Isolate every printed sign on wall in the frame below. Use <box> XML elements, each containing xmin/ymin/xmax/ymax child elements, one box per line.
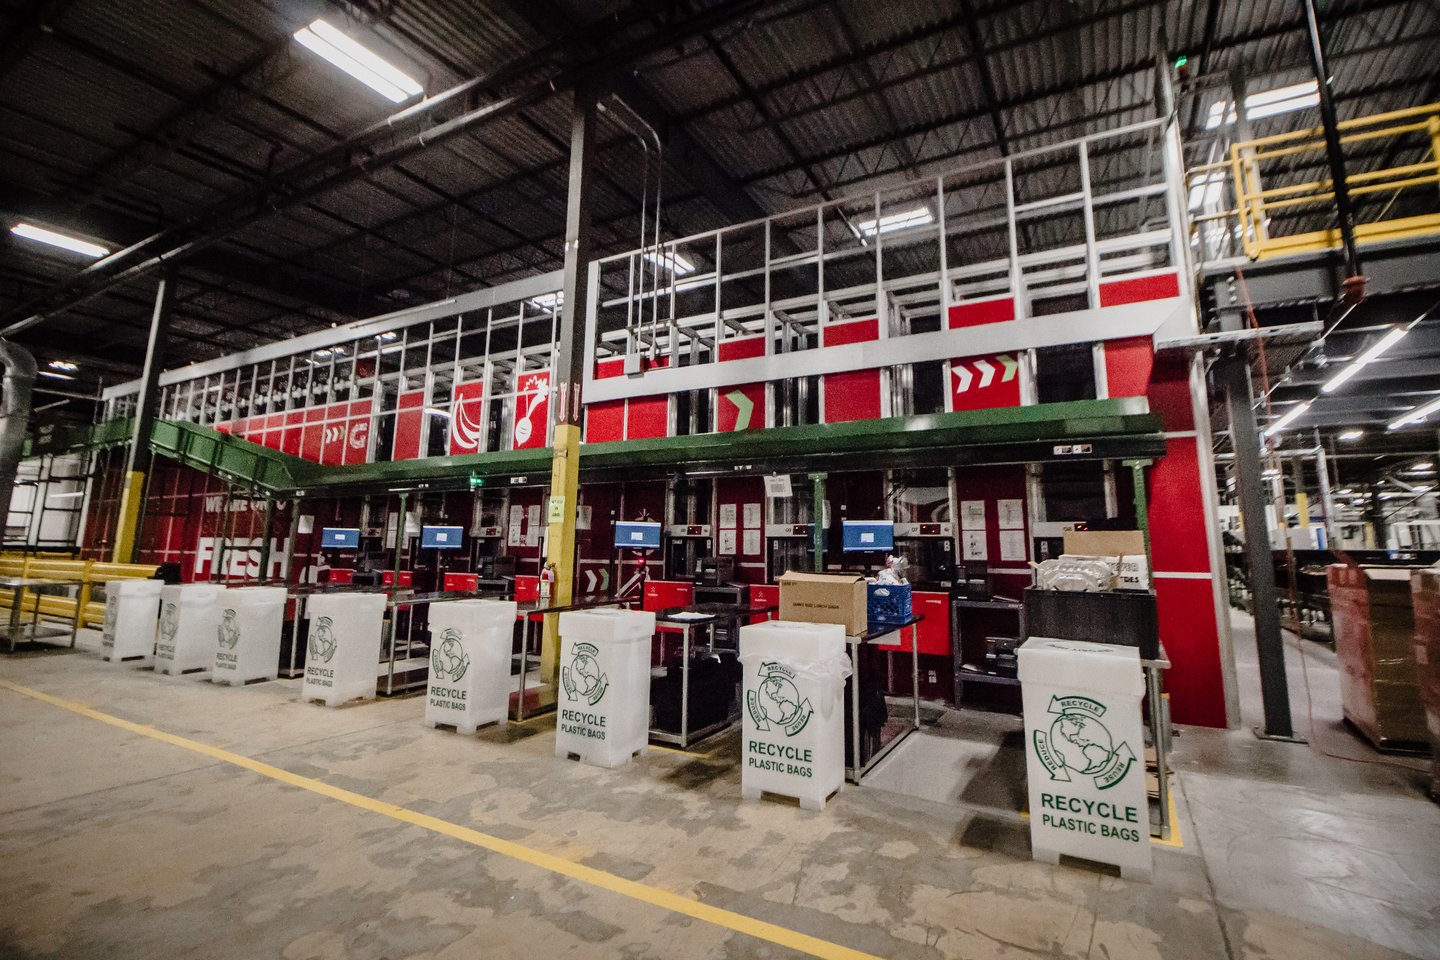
<box><xmin>450</xmin><ymin>379</ymin><xmax>486</xmax><ymax>455</ymax></box>
<box><xmin>950</xmin><ymin>352</ymin><xmax>1021</xmax><ymax>412</ymax></box>
<box><xmin>393</xmin><ymin>389</ymin><xmax>427</xmax><ymax>460</ymax></box>
<box><xmin>512</xmin><ymin>370</ymin><xmax>551</xmax><ymax>450</ymax></box>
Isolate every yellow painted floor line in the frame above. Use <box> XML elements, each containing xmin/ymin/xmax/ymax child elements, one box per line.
<box><xmin>0</xmin><ymin>677</ymin><xmax>880</xmax><ymax>960</ymax></box>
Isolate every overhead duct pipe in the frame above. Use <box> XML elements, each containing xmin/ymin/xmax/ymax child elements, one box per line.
<box><xmin>0</xmin><ymin>340</ymin><xmax>38</xmax><ymax>544</ymax></box>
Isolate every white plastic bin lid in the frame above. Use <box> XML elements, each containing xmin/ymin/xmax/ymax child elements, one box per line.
<box><xmin>740</xmin><ymin>619</ymin><xmax>846</xmax><ymax>662</ymax></box>
<box><xmin>1016</xmin><ymin>637</ymin><xmax>1143</xmax><ymax>697</ymax></box>
<box><xmin>432</xmin><ymin>598</ymin><xmax>518</xmax><ymax>628</ymax></box>
<box><xmin>161</xmin><ymin>583</ymin><xmax>220</xmax><ymax>603</ymax></box>
<box><xmin>109</xmin><ymin>578</ymin><xmax>163</xmax><ymax>597</ymax></box>
<box><xmin>308</xmin><ymin>591</ymin><xmax>386</xmax><ymax>617</ymax></box>
<box><xmin>558</xmin><ymin>607</ymin><xmax>656</xmax><ymax>643</ymax></box>
<box><xmin>219</xmin><ymin>585</ymin><xmax>289</xmax><ymax>606</ymax></box>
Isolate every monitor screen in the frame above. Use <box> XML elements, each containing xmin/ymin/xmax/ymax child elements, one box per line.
<box><xmin>421</xmin><ymin>525</ymin><xmax>464</xmax><ymax>549</ymax></box>
<box><xmin>842</xmin><ymin>520</ymin><xmax>894</xmax><ymax>552</ymax></box>
<box><xmin>614</xmin><ymin>521</ymin><xmax>662</xmax><ymax>550</ymax></box>
<box><xmin>320</xmin><ymin>527</ymin><xmax>361</xmax><ymax>550</ymax></box>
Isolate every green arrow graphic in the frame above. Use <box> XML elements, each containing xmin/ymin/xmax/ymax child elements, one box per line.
<box><xmin>999</xmin><ymin>354</ymin><xmax>1019</xmax><ymax>382</ymax></box>
<box><xmin>725</xmin><ymin>389</ymin><xmax>754</xmax><ymax>431</ymax></box>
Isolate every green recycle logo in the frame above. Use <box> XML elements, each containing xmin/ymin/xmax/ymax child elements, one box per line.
<box><xmin>431</xmin><ymin>628</ymin><xmax>470</xmax><ymax>683</ymax></box>
<box><xmin>561</xmin><ymin>642</ymin><xmax>608</xmax><ymax>706</ymax></box>
<box><xmin>217</xmin><ymin>609</ymin><xmax>240</xmax><ymax>650</ymax></box>
<box><xmin>159</xmin><ymin>602</ymin><xmax>178</xmax><ymax>644</ymax></box>
<box><xmin>309</xmin><ymin>616</ymin><xmax>337</xmax><ymax>663</ymax></box>
<box><xmin>1032</xmin><ymin>695</ymin><xmax>1136</xmax><ymax>791</ymax></box>
<box><xmin>746</xmin><ymin>662</ymin><xmax>813</xmax><ymax>737</ymax></box>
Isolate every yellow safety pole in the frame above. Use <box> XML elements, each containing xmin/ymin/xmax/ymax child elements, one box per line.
<box><xmin>113</xmin><ymin>269</ymin><xmax>174</xmax><ymax>563</ymax></box>
<box><xmin>111</xmin><ymin>471</ymin><xmax>146</xmax><ymax>563</ymax></box>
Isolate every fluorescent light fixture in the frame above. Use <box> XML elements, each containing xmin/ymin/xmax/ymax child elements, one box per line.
<box><xmin>1262</xmin><ymin>469</ymin><xmax>1280</xmax><ymax>479</ymax></box>
<box><xmin>1388</xmin><ymin>394</ymin><xmax>1440</xmax><ymax>431</ymax></box>
<box><xmin>1321</xmin><ymin>326</ymin><xmax>1408</xmax><ymax>393</ymax></box>
<box><xmin>1188</xmin><ymin>172</ymin><xmax>1226</xmax><ymax>211</ymax></box>
<box><xmin>424</xmin><ymin>407</ymin><xmax>451</xmax><ymax>418</ymax></box>
<box><xmin>644</xmin><ymin>249</ymin><xmax>696</xmax><ymax>276</ymax></box>
<box><xmin>48</xmin><ymin>359</ymin><xmax>78</xmax><ymax>372</ymax></box>
<box><xmin>529</xmin><ymin>291</ymin><xmax>563</xmax><ymax>310</ymax></box>
<box><xmin>294</xmin><ymin>19</ymin><xmax>422</xmax><ymax>103</ymax></box>
<box><xmin>375</xmin><ymin>331</ymin><xmax>397</xmax><ymax>342</ymax></box>
<box><xmin>38</xmin><ymin>370</ymin><xmax>75</xmax><ymax>381</ymax></box>
<box><xmin>10</xmin><ymin>222</ymin><xmax>108</xmax><ymax>258</ymax></box>
<box><xmin>1263</xmin><ymin>400</ymin><xmax>1311</xmax><ymax>437</ymax></box>
<box><xmin>1411</xmin><ymin>462</ymin><xmax>1435</xmax><ymax>473</ymax></box>
<box><xmin>1206</xmin><ymin>80</ymin><xmax>1319</xmax><ymax>130</ymax></box>
<box><xmin>1337</xmin><ymin>428</ymin><xmax>1364</xmax><ymax>441</ymax></box>
<box><xmin>46</xmin><ymin>492</ymin><xmax>85</xmax><ymax>500</ymax></box>
<box><xmin>856</xmin><ymin>207</ymin><xmax>934</xmax><ymax>238</ymax></box>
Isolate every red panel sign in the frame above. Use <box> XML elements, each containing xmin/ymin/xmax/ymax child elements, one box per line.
<box><xmin>949</xmin><ymin>352</ymin><xmax>1021</xmax><ymax>412</ymax></box>
<box><xmin>822</xmin><ymin>319</ymin><xmax>882</xmax><ymax>423</ymax></box>
<box><xmin>716</xmin><ymin>336</ymin><xmax>766</xmax><ymax>432</ymax></box>
<box><xmin>947</xmin><ymin>296</ymin><xmax>1015</xmax><ymax>328</ymax></box>
<box><xmin>511</xmin><ymin>370</ymin><xmax>550</xmax><ymax>450</ymax></box>
<box><xmin>1098</xmin><ymin>271</ymin><xmax>1180</xmax><ymax>307</ymax></box>
<box><xmin>393</xmin><ymin>389</ymin><xmax>427</xmax><ymax>460</ymax></box>
<box><xmin>1103</xmin><ymin>337</ymin><xmax>1155</xmax><ymax>399</ymax></box>
<box><xmin>586</xmin><ymin>359</ymin><xmax>625</xmax><ymax>443</ymax></box>
<box><xmin>449</xmin><ymin>379</ymin><xmax>486</xmax><ymax>455</ymax></box>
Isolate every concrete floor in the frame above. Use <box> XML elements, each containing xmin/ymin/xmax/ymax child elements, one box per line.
<box><xmin>0</xmin><ymin>612</ymin><xmax>1435</xmax><ymax>960</ymax></box>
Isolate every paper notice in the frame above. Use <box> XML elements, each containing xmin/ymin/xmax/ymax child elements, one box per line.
<box><xmin>743</xmin><ymin>502</ymin><xmax>762</xmax><ymax>529</ymax></box>
<box><xmin>963</xmin><ymin>529</ymin><xmax>988</xmax><ymax>560</ymax></box>
<box><xmin>742</xmin><ymin>529</ymin><xmax>761</xmax><ymax>556</ymax></box>
<box><xmin>1000</xmin><ymin>529</ymin><xmax>1027</xmax><ymax>562</ymax></box>
<box><xmin>998</xmin><ymin>498</ymin><xmax>1025</xmax><ymax>530</ymax></box>
<box><xmin>961</xmin><ymin>500</ymin><xmax>987</xmax><ymax>530</ymax></box>
<box><xmin>719</xmin><ymin>529</ymin><xmax>737</xmax><ymax>555</ymax></box>
<box><xmin>720</xmin><ymin>503</ymin><xmax>737</xmax><ymax>529</ymax></box>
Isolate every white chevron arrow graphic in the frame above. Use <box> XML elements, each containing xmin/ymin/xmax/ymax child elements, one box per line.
<box><xmin>725</xmin><ymin>389</ymin><xmax>755</xmax><ymax>430</ymax></box>
<box><xmin>952</xmin><ymin>364</ymin><xmax>973</xmax><ymax>393</ymax></box>
<box><xmin>999</xmin><ymin>354</ymin><xmax>1019</xmax><ymax>382</ymax></box>
<box><xmin>974</xmin><ymin>358</ymin><xmax>995</xmax><ymax>388</ymax></box>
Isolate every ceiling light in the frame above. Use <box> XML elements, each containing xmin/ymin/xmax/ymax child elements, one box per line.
<box><xmin>1321</xmin><ymin>326</ymin><xmax>1408</xmax><ymax>393</ymax></box>
<box><xmin>1411</xmin><ymin>462</ymin><xmax>1435</xmax><ymax>473</ymax></box>
<box><xmin>1264</xmin><ymin>400</ymin><xmax>1311</xmax><ymax>437</ymax></box>
<box><xmin>529</xmin><ymin>291</ymin><xmax>563</xmax><ymax>310</ymax></box>
<box><xmin>294</xmin><ymin>19</ymin><xmax>422</xmax><ymax>103</ymax></box>
<box><xmin>375</xmin><ymin>331</ymin><xmax>397</xmax><ymax>342</ymax></box>
<box><xmin>1206</xmin><ymin>80</ymin><xmax>1319</xmax><ymax>130</ymax></box>
<box><xmin>1262</xmin><ymin>469</ymin><xmax>1280</xmax><ymax>479</ymax></box>
<box><xmin>644</xmin><ymin>249</ymin><xmax>696</xmax><ymax>276</ymax></box>
<box><xmin>10</xmin><ymin>222</ymin><xmax>109</xmax><ymax>258</ymax></box>
<box><xmin>856</xmin><ymin>207</ymin><xmax>934</xmax><ymax>238</ymax></box>
<box><xmin>424</xmin><ymin>407</ymin><xmax>451</xmax><ymax>418</ymax></box>
<box><xmin>1388</xmin><ymin>394</ymin><xmax>1440</xmax><ymax>431</ymax></box>
<box><xmin>1337</xmin><ymin>428</ymin><xmax>1364</xmax><ymax>441</ymax></box>
<box><xmin>47</xmin><ymin>359</ymin><xmax>78</xmax><ymax>372</ymax></box>
<box><xmin>38</xmin><ymin>370</ymin><xmax>75</xmax><ymax>381</ymax></box>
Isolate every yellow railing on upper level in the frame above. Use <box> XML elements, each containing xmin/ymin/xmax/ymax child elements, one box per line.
<box><xmin>1190</xmin><ymin>101</ymin><xmax>1440</xmax><ymax>262</ymax></box>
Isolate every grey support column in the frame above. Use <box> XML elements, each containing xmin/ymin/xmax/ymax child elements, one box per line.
<box><xmin>1219</xmin><ymin>356</ymin><xmax>1295</xmax><ymax>739</ymax></box>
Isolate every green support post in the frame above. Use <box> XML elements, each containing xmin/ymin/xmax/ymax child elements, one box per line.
<box><xmin>1124</xmin><ymin>458</ymin><xmax>1154</xmax><ymax>574</ymax></box>
<box><xmin>809</xmin><ymin>472</ymin><xmax>826</xmax><ymax>572</ymax></box>
<box><xmin>256</xmin><ymin>496</ymin><xmax>275</xmax><ymax>584</ymax></box>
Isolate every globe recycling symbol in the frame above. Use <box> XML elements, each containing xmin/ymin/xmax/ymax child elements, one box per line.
<box><xmin>431</xmin><ymin>628</ymin><xmax>470</xmax><ymax>682</ymax></box>
<box><xmin>561</xmin><ymin>642</ymin><xmax>608</xmax><ymax>706</ymax></box>
<box><xmin>159</xmin><ymin>602</ymin><xmax>179</xmax><ymax>644</ymax></box>
<box><xmin>309</xmin><ymin>616</ymin><xmax>337</xmax><ymax>663</ymax></box>
<box><xmin>217</xmin><ymin>609</ymin><xmax>240</xmax><ymax>649</ymax></box>
<box><xmin>745</xmin><ymin>662</ymin><xmax>813</xmax><ymax>737</ymax></box>
<box><xmin>1032</xmin><ymin>695</ymin><xmax>1136</xmax><ymax>790</ymax></box>
<box><xmin>102</xmin><ymin>596</ymin><xmax>118</xmax><ymax>641</ymax></box>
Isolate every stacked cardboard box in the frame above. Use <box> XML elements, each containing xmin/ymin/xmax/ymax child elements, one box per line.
<box><xmin>1328</xmin><ymin>564</ymin><xmax>1428</xmax><ymax>751</ymax></box>
<box><xmin>1410</xmin><ymin>570</ymin><xmax>1440</xmax><ymax>797</ymax></box>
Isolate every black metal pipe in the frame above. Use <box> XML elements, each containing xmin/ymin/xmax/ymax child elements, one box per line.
<box><xmin>1302</xmin><ymin>0</ymin><xmax>1361</xmax><ymax>278</ymax></box>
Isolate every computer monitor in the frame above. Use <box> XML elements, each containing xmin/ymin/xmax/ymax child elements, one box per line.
<box><xmin>614</xmin><ymin>521</ymin><xmax>662</xmax><ymax>550</ymax></box>
<box><xmin>421</xmin><ymin>525</ymin><xmax>464</xmax><ymax>549</ymax></box>
<box><xmin>842</xmin><ymin>520</ymin><xmax>894</xmax><ymax>552</ymax></box>
<box><xmin>320</xmin><ymin>527</ymin><xmax>361</xmax><ymax>550</ymax></box>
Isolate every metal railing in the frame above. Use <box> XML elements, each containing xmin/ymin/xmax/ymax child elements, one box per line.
<box><xmin>1189</xmin><ymin>101</ymin><xmax>1440</xmax><ymax>263</ymax></box>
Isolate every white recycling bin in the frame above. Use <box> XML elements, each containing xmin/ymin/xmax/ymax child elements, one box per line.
<box><xmin>155</xmin><ymin>583</ymin><xmax>221</xmax><ymax>675</ymax></box>
<box><xmin>738</xmin><ymin>620</ymin><xmax>851</xmax><ymax>811</ymax></box>
<box><xmin>301</xmin><ymin>592</ymin><xmax>388</xmax><ymax>707</ymax></box>
<box><xmin>211</xmin><ymin>585</ymin><xmax>287</xmax><ymax>686</ymax></box>
<box><xmin>555</xmin><ymin>607</ymin><xmax>656</xmax><ymax>767</ymax></box>
<box><xmin>101</xmin><ymin>579</ymin><xmax>163</xmax><ymax>664</ymax></box>
<box><xmin>1018</xmin><ymin>637</ymin><xmax>1152</xmax><ymax>882</ymax></box>
<box><xmin>424</xmin><ymin>599</ymin><xmax>519</xmax><ymax>733</ymax></box>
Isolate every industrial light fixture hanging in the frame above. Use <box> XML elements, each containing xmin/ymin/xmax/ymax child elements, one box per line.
<box><xmin>1264</xmin><ymin>400</ymin><xmax>1311</xmax><ymax>437</ymax></box>
<box><xmin>1388</xmin><ymin>394</ymin><xmax>1440</xmax><ymax>431</ymax></box>
<box><xmin>293</xmin><ymin>19</ymin><xmax>422</xmax><ymax>103</ymax></box>
<box><xmin>1321</xmin><ymin>325</ymin><xmax>1408</xmax><ymax>393</ymax></box>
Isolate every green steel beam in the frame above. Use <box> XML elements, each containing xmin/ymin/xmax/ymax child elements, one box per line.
<box><xmin>38</xmin><ymin>398</ymin><xmax>1165</xmax><ymax>499</ymax></box>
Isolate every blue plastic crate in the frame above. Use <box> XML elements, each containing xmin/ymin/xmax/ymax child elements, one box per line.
<box><xmin>867</xmin><ymin>583</ymin><xmax>913</xmax><ymax>624</ymax></box>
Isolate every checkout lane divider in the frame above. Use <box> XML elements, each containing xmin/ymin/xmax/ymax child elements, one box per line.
<box><xmin>0</xmin><ymin>676</ymin><xmax>882</xmax><ymax>960</ymax></box>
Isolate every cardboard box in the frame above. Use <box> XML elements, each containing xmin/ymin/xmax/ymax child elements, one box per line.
<box><xmin>778</xmin><ymin>571</ymin><xmax>867</xmax><ymax>634</ymax></box>
<box><xmin>1329</xmin><ymin>564</ymin><xmax>1428</xmax><ymax>749</ymax></box>
<box><xmin>1063</xmin><ymin>530</ymin><xmax>1150</xmax><ymax>591</ymax></box>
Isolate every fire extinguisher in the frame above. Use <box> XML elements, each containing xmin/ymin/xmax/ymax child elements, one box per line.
<box><xmin>540</xmin><ymin>561</ymin><xmax>556</xmax><ymax>601</ymax></box>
